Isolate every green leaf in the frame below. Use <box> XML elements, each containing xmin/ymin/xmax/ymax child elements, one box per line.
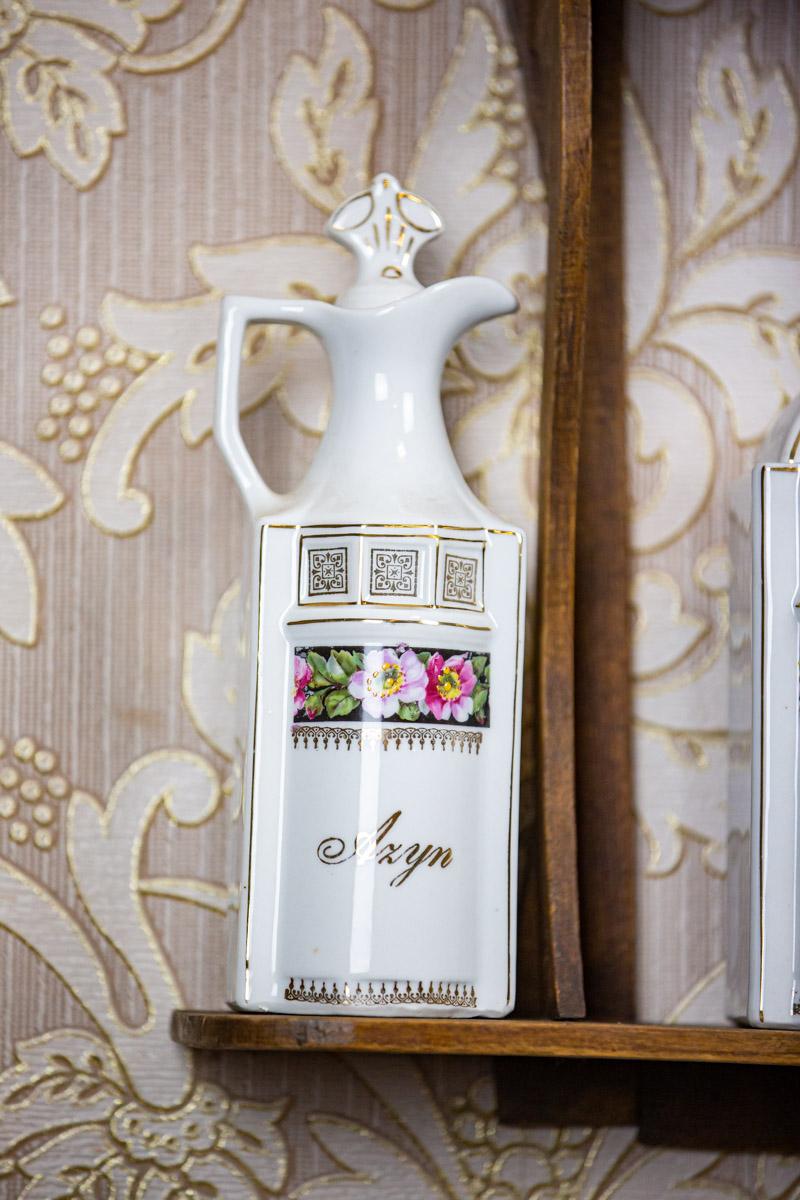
<box><xmin>484</xmin><ymin>666</ymin><xmax>490</xmax><ymax>683</ymax></box>
<box><xmin>323</xmin><ymin>689</ymin><xmax>348</xmax><ymax>716</ymax></box>
<box><xmin>307</xmin><ymin>650</ymin><xmax>334</xmax><ymax>686</ymax></box>
<box><xmin>326</xmin><ymin>654</ymin><xmax>348</xmax><ymax>684</ymax></box>
<box><xmin>398</xmin><ymin>702</ymin><xmax>420</xmax><ymax>721</ymax></box>
<box><xmin>325</xmin><ymin>690</ymin><xmax>360</xmax><ymax>718</ymax></box>
<box><xmin>472</xmin><ymin>684</ymin><xmax>489</xmax><ymax>716</ymax></box>
<box><xmin>304</xmin><ymin>692</ymin><xmax>324</xmax><ymax>718</ymax></box>
<box><xmin>416</xmin><ymin>651</ymin><xmax>431</xmax><ymax>665</ymax></box>
<box><xmin>471</xmin><ymin>655</ymin><xmax>487</xmax><ymax>679</ymax></box>
<box><xmin>333</xmin><ymin>649</ymin><xmax>361</xmax><ymax>677</ymax></box>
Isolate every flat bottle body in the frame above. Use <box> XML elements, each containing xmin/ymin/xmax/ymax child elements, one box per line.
<box><xmin>226</xmin><ymin>507</ymin><xmax>525</xmax><ymax>1017</ymax></box>
<box><xmin>213</xmin><ymin>174</ymin><xmax>526</xmax><ymax>1017</ymax></box>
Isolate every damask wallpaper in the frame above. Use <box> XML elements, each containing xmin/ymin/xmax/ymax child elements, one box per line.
<box><xmin>0</xmin><ymin>0</ymin><xmax>798</xmax><ymax>1195</ymax></box>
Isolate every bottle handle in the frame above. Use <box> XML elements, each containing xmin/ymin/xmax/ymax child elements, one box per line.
<box><xmin>214</xmin><ymin>295</ymin><xmax>333</xmax><ymax>516</ymax></box>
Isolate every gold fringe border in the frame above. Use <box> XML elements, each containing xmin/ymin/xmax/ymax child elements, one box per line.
<box><xmin>284</xmin><ymin>978</ymin><xmax>477</xmax><ymax>1007</ymax></box>
<box><xmin>290</xmin><ymin>724</ymin><xmax>483</xmax><ymax>753</ymax></box>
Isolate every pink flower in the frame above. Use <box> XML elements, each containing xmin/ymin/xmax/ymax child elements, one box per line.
<box><xmin>348</xmin><ymin>648</ymin><xmax>426</xmax><ymax>719</ymax></box>
<box><xmin>421</xmin><ymin>653</ymin><xmax>476</xmax><ymax>722</ymax></box>
<box><xmin>293</xmin><ymin>655</ymin><xmax>312</xmax><ymax>715</ymax></box>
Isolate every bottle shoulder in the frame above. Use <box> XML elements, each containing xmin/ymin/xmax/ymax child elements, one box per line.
<box><xmin>253</xmin><ymin>488</ymin><xmax>525</xmax><ymax>540</ymax></box>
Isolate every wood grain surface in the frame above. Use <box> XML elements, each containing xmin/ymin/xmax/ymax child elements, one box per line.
<box><xmin>172</xmin><ymin>1012</ymin><xmax>800</xmax><ymax>1065</ymax></box>
<box><xmin>510</xmin><ymin>0</ymin><xmax>592</xmax><ymax>1021</ymax></box>
<box><xmin>574</xmin><ymin>0</ymin><xmax>635</xmax><ymax>1022</ymax></box>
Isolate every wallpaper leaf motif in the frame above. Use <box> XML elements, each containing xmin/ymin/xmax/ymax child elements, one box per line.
<box><xmin>346</xmin><ymin>1058</ymin><xmax>467</xmax><ymax>1198</ymax></box>
<box><xmin>625</xmin><ymin>21</ymin><xmax>800</xmax><ymax>877</ymax></box>
<box><xmin>297</xmin><ymin>1114</ymin><xmax>448</xmax><ymax>1199</ymax></box>
<box><xmin>628</xmin><ymin>365</ymin><xmax>715</xmax><ymax>554</ymax></box>
<box><xmin>0</xmin><ymin>0</ymin><xmax>245</xmax><ymax>189</ymax></box>
<box><xmin>0</xmin><ymin>1029</ymin><xmax>125</xmax><ymax>1144</ymax></box>
<box><xmin>451</xmin><ymin>223</ymin><xmax>545</xmax><ymax>533</ymax></box>
<box><xmin>80</xmin><ymin>4</ymin><xmax>543</xmax><ymax>543</ymax></box>
<box><xmin>0</xmin><ymin>748</ymin><xmax>289</xmax><ymax>1194</ymax></box>
<box><xmin>406</xmin><ymin>6</ymin><xmax>522</xmax><ymax>273</ymax></box>
<box><xmin>0</xmin><ymin>752</ymin><xmax>217</xmax><ymax>1106</ymax></box>
<box><xmin>295</xmin><ymin>1062</ymin><xmax>724</xmax><ymax>1199</ymax></box>
<box><xmin>29</xmin><ymin>0</ymin><xmax>179</xmax><ymax>53</ymax></box>
<box><xmin>660</xmin><ymin>251</ymin><xmax>800</xmax><ymax>446</ymax></box>
<box><xmin>456</xmin><ymin>224</ymin><xmax>546</xmax><ymax>381</ymax></box>
<box><xmin>637</xmin><ymin>0</ymin><xmax>712</xmax><ymax>12</ymax></box>
<box><xmin>14</xmin><ymin>1082</ymin><xmax>288</xmax><ymax>1197</ymax></box>
<box><xmin>452</xmin><ymin>364</ymin><xmax>538</xmax><ymax>534</ymax></box>
<box><xmin>623</xmin><ymin>85</ymin><xmax>670</xmax><ymax>359</ymax></box>
<box><xmin>633</xmin><ymin>556</ymin><xmax>731</xmax><ymax>877</ymax></box>
<box><xmin>182</xmin><ymin>578</ymin><xmax>244</xmax><ymax>762</ymax></box>
<box><xmin>631</xmin><ymin>570</ymin><xmax>709</xmax><ymax>680</ymax></box>
<box><xmin>0</xmin><ymin>442</ymin><xmax>64</xmax><ymax>647</ymax></box>
<box><xmin>1</xmin><ymin>16</ymin><xmax>124</xmax><ymax>189</ymax></box>
<box><xmin>270</xmin><ymin>6</ymin><xmax>379</xmax><ymax>213</ymax></box>
<box><xmin>87</xmin><ymin>238</ymin><xmax>348</xmax><ymax>535</ymax></box>
<box><xmin>373</xmin><ymin>0</ymin><xmax>437</xmax><ymax>8</ymax></box>
<box><xmin>684</xmin><ymin>21</ymin><xmax>800</xmax><ymax>259</ymax></box>
<box><xmin>188</xmin><ymin>236</ymin><xmax>347</xmax><ymax>439</ymax></box>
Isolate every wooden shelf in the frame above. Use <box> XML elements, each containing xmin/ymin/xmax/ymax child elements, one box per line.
<box><xmin>171</xmin><ymin>1012</ymin><xmax>800</xmax><ymax>1066</ymax></box>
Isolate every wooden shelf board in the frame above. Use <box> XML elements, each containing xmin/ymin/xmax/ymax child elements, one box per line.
<box><xmin>172</xmin><ymin>1012</ymin><xmax>800</xmax><ymax>1065</ymax></box>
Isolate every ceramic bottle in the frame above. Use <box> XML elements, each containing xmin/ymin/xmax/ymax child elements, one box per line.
<box><xmin>215</xmin><ymin>173</ymin><xmax>525</xmax><ymax>1017</ymax></box>
<box><xmin>727</xmin><ymin>396</ymin><xmax>800</xmax><ymax>1028</ymax></box>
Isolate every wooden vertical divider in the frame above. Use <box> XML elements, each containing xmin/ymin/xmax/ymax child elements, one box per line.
<box><xmin>497</xmin><ymin>0</ymin><xmax>633</xmax><ymax>1120</ymax></box>
<box><xmin>507</xmin><ymin>0</ymin><xmax>592</xmax><ymax>1019</ymax></box>
<box><xmin>574</xmin><ymin>0</ymin><xmax>635</xmax><ymax>1022</ymax></box>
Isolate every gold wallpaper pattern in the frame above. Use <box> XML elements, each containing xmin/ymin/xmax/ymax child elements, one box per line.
<box><xmin>0</xmin><ymin>0</ymin><xmax>246</xmax><ymax>190</ymax></box>
<box><xmin>0</xmin><ymin>0</ymin><xmax>798</xmax><ymax>1195</ymax></box>
<box><xmin>627</xmin><ymin>0</ymin><xmax>800</xmax><ymax>1028</ymax></box>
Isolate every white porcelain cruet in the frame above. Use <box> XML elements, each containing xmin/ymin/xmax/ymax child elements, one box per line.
<box><xmin>215</xmin><ymin>173</ymin><xmax>525</xmax><ymax>1017</ymax></box>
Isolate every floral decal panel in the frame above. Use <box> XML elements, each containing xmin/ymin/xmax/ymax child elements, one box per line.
<box><xmin>292</xmin><ymin>646</ymin><xmax>491</xmax><ymax>727</ymax></box>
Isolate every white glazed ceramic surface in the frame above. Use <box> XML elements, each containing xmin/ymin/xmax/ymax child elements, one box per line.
<box><xmin>727</xmin><ymin>397</ymin><xmax>800</xmax><ymax>1028</ymax></box>
<box><xmin>214</xmin><ymin>174</ymin><xmax>525</xmax><ymax>1017</ymax></box>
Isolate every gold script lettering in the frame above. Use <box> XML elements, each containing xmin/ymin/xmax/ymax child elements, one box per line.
<box><xmin>316</xmin><ymin>810</ymin><xmax>453</xmax><ymax>887</ymax></box>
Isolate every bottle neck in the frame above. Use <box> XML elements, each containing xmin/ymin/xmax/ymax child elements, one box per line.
<box><xmin>285</xmin><ymin>295</ymin><xmax>508</xmax><ymax>523</ymax></box>
<box><xmin>301</xmin><ymin>350</ymin><xmax>471</xmax><ymax>516</ymax></box>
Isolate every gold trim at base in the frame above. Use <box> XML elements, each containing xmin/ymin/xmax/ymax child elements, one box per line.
<box><xmin>284</xmin><ymin>978</ymin><xmax>477</xmax><ymax>1007</ymax></box>
<box><xmin>291</xmin><ymin>724</ymin><xmax>483</xmax><ymax>753</ymax></box>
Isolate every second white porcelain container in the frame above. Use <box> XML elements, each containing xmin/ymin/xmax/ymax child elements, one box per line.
<box><xmin>727</xmin><ymin>398</ymin><xmax>800</xmax><ymax>1028</ymax></box>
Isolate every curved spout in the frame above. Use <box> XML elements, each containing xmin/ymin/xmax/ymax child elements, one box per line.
<box><xmin>301</xmin><ymin>275</ymin><xmax>519</xmax><ymax>516</ymax></box>
<box><xmin>417</xmin><ymin>276</ymin><xmax>518</xmax><ymax>357</ymax></box>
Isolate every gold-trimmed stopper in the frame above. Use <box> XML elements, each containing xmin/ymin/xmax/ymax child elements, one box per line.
<box><xmin>326</xmin><ymin>173</ymin><xmax>443</xmax><ymax>307</ymax></box>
